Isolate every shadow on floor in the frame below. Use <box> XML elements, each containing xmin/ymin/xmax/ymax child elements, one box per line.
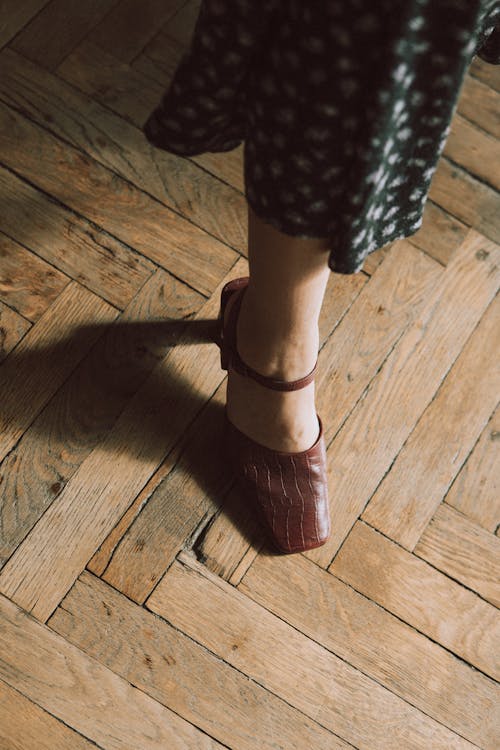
<box><xmin>0</xmin><ymin>316</ymin><xmax>280</xmax><ymax>575</ymax></box>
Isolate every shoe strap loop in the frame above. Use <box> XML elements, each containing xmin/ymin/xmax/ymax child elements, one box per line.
<box><xmin>226</xmin><ymin>286</ymin><xmax>317</xmax><ymax>391</ymax></box>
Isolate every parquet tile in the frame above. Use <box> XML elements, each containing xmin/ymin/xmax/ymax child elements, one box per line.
<box><xmin>0</xmin><ymin>592</ymin><xmax>224</xmax><ymax>749</ymax></box>
<box><xmin>48</xmin><ymin>572</ymin><xmax>349</xmax><ymax>750</ymax></box>
<box><xmin>147</xmin><ymin>551</ymin><xmax>478</xmax><ymax>750</ymax></box>
<box><xmin>361</xmin><ymin>290</ymin><xmax>500</xmax><ymax>549</ymax></box>
<box><xmin>0</xmin><ymin>232</ymin><xmax>69</xmax><ymax>321</ymax></box>
<box><xmin>445</xmin><ymin>403</ymin><xmax>500</xmax><ymax>533</ymax></box>
<box><xmin>0</xmin><ymin>4</ymin><xmax>499</xmax><ymax>748</ymax></box>
<box><xmin>239</xmin><ymin>553</ymin><xmax>499</xmax><ymax>749</ymax></box>
<box><xmin>9</xmin><ymin>0</ymin><xmax>119</xmax><ymax>70</ymax></box>
<box><xmin>0</xmin><ymin>300</ymin><xmax>31</xmax><ymax>362</ymax></box>
<box><xmin>0</xmin><ymin>164</ymin><xmax>156</xmax><ymax>309</ymax></box>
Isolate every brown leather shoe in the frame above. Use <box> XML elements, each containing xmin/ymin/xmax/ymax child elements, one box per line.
<box><xmin>217</xmin><ymin>276</ymin><xmax>331</xmax><ymax>554</ymax></box>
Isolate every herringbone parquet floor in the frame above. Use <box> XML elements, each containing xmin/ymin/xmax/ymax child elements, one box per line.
<box><xmin>0</xmin><ymin>2</ymin><xmax>499</xmax><ymax>748</ymax></box>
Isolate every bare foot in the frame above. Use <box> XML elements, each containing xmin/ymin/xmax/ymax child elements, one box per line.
<box><xmin>224</xmin><ymin>292</ymin><xmax>321</xmax><ymax>453</ymax></box>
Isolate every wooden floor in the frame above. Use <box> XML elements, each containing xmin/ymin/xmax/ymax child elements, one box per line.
<box><xmin>0</xmin><ymin>2</ymin><xmax>499</xmax><ymax>748</ymax></box>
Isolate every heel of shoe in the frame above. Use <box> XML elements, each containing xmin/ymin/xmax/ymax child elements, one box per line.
<box><xmin>218</xmin><ymin>285</ymin><xmax>236</xmax><ymax>370</ymax></box>
<box><xmin>218</xmin><ymin>278</ymin><xmax>248</xmax><ymax>371</ymax></box>
<box><xmin>219</xmin><ymin>324</ymin><xmax>229</xmax><ymax>370</ymax></box>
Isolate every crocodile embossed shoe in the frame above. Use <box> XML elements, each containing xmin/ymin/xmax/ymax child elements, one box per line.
<box><xmin>216</xmin><ymin>276</ymin><xmax>331</xmax><ymax>554</ymax></box>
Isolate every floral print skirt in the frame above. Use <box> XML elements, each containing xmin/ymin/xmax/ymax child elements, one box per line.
<box><xmin>143</xmin><ymin>0</ymin><xmax>500</xmax><ymax>274</ymax></box>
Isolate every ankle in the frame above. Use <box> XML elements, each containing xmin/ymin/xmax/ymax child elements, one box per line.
<box><xmin>236</xmin><ymin>303</ymin><xmax>319</xmax><ymax>380</ymax></box>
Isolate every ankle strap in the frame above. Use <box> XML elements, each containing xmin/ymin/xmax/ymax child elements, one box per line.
<box><xmin>226</xmin><ymin>287</ymin><xmax>318</xmax><ymax>391</ymax></box>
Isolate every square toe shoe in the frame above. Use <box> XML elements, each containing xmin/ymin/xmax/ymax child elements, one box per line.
<box><xmin>217</xmin><ymin>276</ymin><xmax>331</xmax><ymax>554</ymax></box>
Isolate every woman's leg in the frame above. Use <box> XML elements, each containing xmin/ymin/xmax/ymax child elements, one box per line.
<box><xmin>224</xmin><ymin>201</ymin><xmax>332</xmax><ymax>453</ymax></box>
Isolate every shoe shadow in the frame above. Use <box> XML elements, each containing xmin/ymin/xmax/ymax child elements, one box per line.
<box><xmin>0</xmin><ymin>316</ymin><xmax>275</xmax><ymax>566</ymax></box>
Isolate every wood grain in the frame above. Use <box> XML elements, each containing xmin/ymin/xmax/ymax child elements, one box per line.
<box><xmin>0</xmin><ymin>165</ymin><xmax>155</xmax><ymax>309</ymax></box>
<box><xmin>48</xmin><ymin>570</ymin><xmax>348</xmax><ymax>750</ymax></box>
<box><xmin>0</xmin><ymin>50</ymin><xmax>247</xmax><ymax>258</ymax></box>
<box><xmin>361</xmin><ymin>291</ymin><xmax>500</xmax><ymax>549</ymax></box>
<box><xmin>457</xmin><ymin>73</ymin><xmax>500</xmax><ymax>137</ymax></box>
<box><xmin>469</xmin><ymin>55</ymin><xmax>500</xmax><ymax>92</ymax></box>
<box><xmin>0</xmin><ymin>300</ymin><xmax>31</xmax><ymax>362</ymax></box>
<box><xmin>0</xmin><ymin>281</ymin><xmax>118</xmax><ymax>463</ymax></box>
<box><xmin>307</xmin><ymin>230</ymin><xmax>500</xmax><ymax>567</ymax></box>
<box><xmin>0</xmin><ymin>0</ymin><xmax>49</xmax><ymax>49</ymax></box>
<box><xmin>0</xmin><ymin>678</ymin><xmax>101</xmax><ymax>750</ymax></box>
<box><xmin>0</xmin><ymin>592</ymin><xmax>222</xmax><ymax>749</ymax></box>
<box><xmin>0</xmin><ymin>94</ymin><xmax>237</xmax><ymax>296</ymax></box>
<box><xmin>158</xmin><ymin>0</ymin><xmax>202</xmax><ymax>48</ymax></box>
<box><xmin>87</xmin><ymin>0</ymin><xmax>186</xmax><ymax>63</ymax></box>
<box><xmin>9</xmin><ymin>0</ymin><xmax>119</xmax><ymax>70</ymax></box>
<box><xmin>147</xmin><ymin>551</ymin><xmax>476</xmax><ymax>750</ymax></box>
<box><xmin>444</xmin><ymin>112</ymin><xmax>500</xmax><ymax>190</ymax></box>
<box><xmin>329</xmin><ymin>520</ymin><xmax>500</xmax><ymax>681</ymax></box>
<box><xmin>444</xmin><ymin>403</ymin><xmax>500</xmax><ymax>532</ymax></box>
<box><xmin>1</xmin><ymin>10</ymin><xmax>499</xmax><ymax>748</ymax></box>
<box><xmin>413</xmin><ymin>502</ymin><xmax>500</xmax><ymax>606</ymax></box>
<box><xmin>238</xmin><ymin>552</ymin><xmax>500</xmax><ymax>750</ymax></box>
<box><xmin>0</xmin><ymin>231</ymin><xmax>69</xmax><ymax>320</ymax></box>
<box><xmin>194</xmin><ymin>242</ymin><xmax>440</xmax><ymax>580</ymax></box>
<box><xmin>57</xmin><ymin>40</ymin><xmax>166</xmax><ymax>127</ymax></box>
<box><xmin>0</xmin><ymin>262</ymin><xmax>240</xmax><ymax>620</ymax></box>
<box><xmin>59</xmin><ymin>38</ymin><xmax>246</xmax><ymax>197</ymax></box>
<box><xmin>0</xmin><ymin>269</ymin><xmax>202</xmax><ymax>567</ymax></box>
<box><xmin>429</xmin><ymin>157</ymin><xmax>500</xmax><ymax>242</ymax></box>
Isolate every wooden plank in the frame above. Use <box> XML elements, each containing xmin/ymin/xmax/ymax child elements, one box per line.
<box><xmin>0</xmin><ymin>300</ymin><xmax>31</xmax><ymax>362</ymax></box>
<box><xmin>0</xmin><ymin>268</ymin><xmax>203</xmax><ymax>567</ymax></box>
<box><xmin>192</xmin><ymin>481</ymin><xmax>265</xmax><ymax>582</ymax></box>
<box><xmin>429</xmin><ymin>157</ymin><xmax>500</xmax><ymax>243</ymax></box>
<box><xmin>0</xmin><ymin>166</ymin><xmax>155</xmax><ymax>310</ymax></box>
<box><xmin>58</xmin><ymin>39</ymin><xmax>246</xmax><ymax>198</ymax></box>
<box><xmin>0</xmin><ymin>281</ymin><xmax>118</xmax><ymax>463</ymax></box>
<box><xmin>329</xmin><ymin>521</ymin><xmax>500</xmax><ymax>681</ymax></box>
<box><xmin>93</xmin><ymin>254</ymin><xmax>247</xmax><ymax>596</ymax></box>
<box><xmin>0</xmin><ymin>678</ymin><xmax>102</xmax><ymax>750</ymax></box>
<box><xmin>99</xmin><ymin>378</ymin><xmax>230</xmax><ymax>601</ymax></box>
<box><xmin>130</xmin><ymin>0</ymin><xmax>204</xmax><ymax>83</ymax></box>
<box><xmin>0</xmin><ymin>260</ymin><xmax>243</xmax><ymax>620</ymax></box>
<box><xmin>457</xmin><ymin>73</ymin><xmax>500</xmax><ymax>138</ymax></box>
<box><xmin>443</xmin><ymin>113</ymin><xmax>500</xmax><ymax>190</ymax></box>
<box><xmin>0</xmin><ymin>95</ymin><xmax>237</xmax><ymax>297</ymax></box>
<box><xmin>9</xmin><ymin>0</ymin><xmax>119</xmax><ymax>70</ymax></box>
<box><xmin>147</xmin><ymin>551</ymin><xmax>476</xmax><ymax>750</ymax></box>
<box><xmin>306</xmin><ymin>229</ymin><xmax>500</xmax><ymax>568</ymax></box>
<box><xmin>361</xmin><ymin>291</ymin><xmax>500</xmax><ymax>550</ymax></box>
<box><xmin>159</xmin><ymin>0</ymin><xmax>202</xmax><ymax>48</ymax></box>
<box><xmin>445</xmin><ymin>403</ymin><xmax>500</xmax><ymax>532</ymax></box>
<box><xmin>469</xmin><ymin>56</ymin><xmax>500</xmax><ymax>93</ymax></box>
<box><xmin>0</xmin><ymin>0</ymin><xmax>49</xmax><ymax>49</ymax></box>
<box><xmin>316</xmin><ymin>242</ymin><xmax>439</xmax><ymax>446</ymax></box>
<box><xmin>0</xmin><ymin>231</ymin><xmax>69</xmax><ymax>320</ymax></box>
<box><xmin>0</xmin><ymin>45</ymin><xmax>247</xmax><ymax>256</ymax></box>
<box><xmin>0</xmin><ymin>592</ymin><xmax>222</xmax><ymax>749</ymax></box>
<box><xmin>49</xmin><ymin>570</ymin><xmax>348</xmax><ymax>750</ymax></box>
<box><xmin>413</xmin><ymin>503</ymin><xmax>500</xmax><ymax>607</ymax></box>
<box><xmin>408</xmin><ymin>200</ymin><xmax>470</xmax><ymax>267</ymax></box>
<box><xmin>87</xmin><ymin>440</ymin><xmax>183</xmax><ymax>577</ymax></box>
<box><xmin>87</xmin><ymin>0</ymin><xmax>185</xmax><ymax>63</ymax></box>
<box><xmin>194</xmin><ymin>243</ymin><xmax>439</xmax><ymax>580</ymax></box>
<box><xmin>238</xmin><ymin>552</ymin><xmax>499</xmax><ymax>750</ymax></box>
<box><xmin>57</xmin><ymin>40</ymin><xmax>166</xmax><ymax>128</ymax></box>
<box><xmin>133</xmin><ymin>26</ymin><xmax>186</xmax><ymax>82</ymax></box>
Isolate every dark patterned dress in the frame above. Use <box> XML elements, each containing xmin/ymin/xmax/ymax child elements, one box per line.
<box><xmin>143</xmin><ymin>0</ymin><xmax>500</xmax><ymax>274</ymax></box>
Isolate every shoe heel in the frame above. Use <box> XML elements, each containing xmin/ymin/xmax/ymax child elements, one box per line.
<box><xmin>218</xmin><ymin>285</ymin><xmax>235</xmax><ymax>370</ymax></box>
<box><xmin>218</xmin><ymin>277</ymin><xmax>249</xmax><ymax>371</ymax></box>
<box><xmin>219</xmin><ymin>315</ymin><xmax>229</xmax><ymax>370</ymax></box>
